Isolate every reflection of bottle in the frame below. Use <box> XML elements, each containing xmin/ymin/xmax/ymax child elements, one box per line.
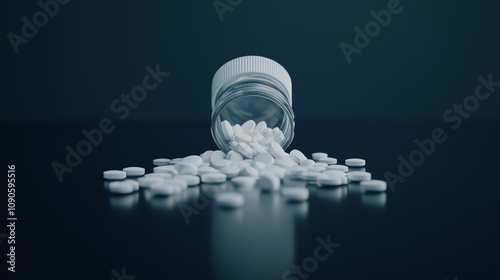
<box><xmin>211</xmin><ymin>191</ymin><xmax>295</xmax><ymax>280</ymax></box>
<box><xmin>211</xmin><ymin>56</ymin><xmax>295</xmax><ymax>152</ymax></box>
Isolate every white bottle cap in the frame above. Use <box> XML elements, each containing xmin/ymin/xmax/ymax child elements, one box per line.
<box><xmin>211</xmin><ymin>56</ymin><xmax>292</xmax><ymax>109</ymax></box>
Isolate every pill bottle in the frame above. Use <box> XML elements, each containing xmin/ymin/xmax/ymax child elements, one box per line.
<box><xmin>211</xmin><ymin>56</ymin><xmax>295</xmax><ymax>153</ymax></box>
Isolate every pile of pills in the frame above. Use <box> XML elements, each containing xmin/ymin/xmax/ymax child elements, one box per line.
<box><xmin>103</xmin><ymin>120</ymin><xmax>386</xmax><ymax>208</ymax></box>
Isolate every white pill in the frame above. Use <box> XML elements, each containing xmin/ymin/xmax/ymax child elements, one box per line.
<box><xmin>242</xmin><ymin>120</ymin><xmax>256</xmax><ymax>133</ymax></box>
<box><xmin>319</xmin><ymin>157</ymin><xmax>337</xmax><ymax>165</ymax></box>
<box><xmin>360</xmin><ymin>180</ymin><xmax>387</xmax><ymax>192</ymax></box>
<box><xmin>122</xmin><ymin>167</ymin><xmax>145</xmax><ymax>177</ymax></box>
<box><xmin>323</xmin><ymin>170</ymin><xmax>347</xmax><ymax>178</ymax></box>
<box><xmin>312</xmin><ymin>162</ymin><xmax>328</xmax><ymax>168</ymax></box>
<box><xmin>231</xmin><ymin>176</ymin><xmax>257</xmax><ymax>189</ymax></box>
<box><xmin>317</xmin><ymin>176</ymin><xmax>343</xmax><ymax>187</ymax></box>
<box><xmin>254</xmin><ymin>152</ymin><xmax>275</xmax><ymax>166</ymax></box>
<box><xmin>274</xmin><ymin>131</ymin><xmax>285</xmax><ymax>143</ymax></box>
<box><xmin>275</xmin><ymin>157</ymin><xmax>297</xmax><ymax>168</ymax></box>
<box><xmin>257</xmin><ymin>172</ymin><xmax>280</xmax><ymax>192</ymax></box>
<box><xmin>308</xmin><ymin>167</ymin><xmax>325</xmax><ymax>172</ymax></box>
<box><xmin>236</xmin><ymin>143</ymin><xmax>254</xmax><ymax>159</ymax></box>
<box><xmin>226</xmin><ymin>151</ymin><xmax>243</xmax><ymax>162</ymax></box>
<box><xmin>325</xmin><ymin>164</ymin><xmax>349</xmax><ymax>172</ymax></box>
<box><xmin>258</xmin><ymin>137</ymin><xmax>274</xmax><ymax>147</ymax></box>
<box><xmin>153</xmin><ymin>166</ymin><xmax>179</xmax><ymax>176</ymax></box>
<box><xmin>240</xmin><ymin>166</ymin><xmax>259</xmax><ymax>178</ymax></box>
<box><xmin>289</xmin><ymin>149</ymin><xmax>307</xmax><ymax>164</ymax></box>
<box><xmin>201</xmin><ymin>173</ymin><xmax>227</xmax><ymax>183</ymax></box>
<box><xmin>312</xmin><ymin>152</ymin><xmax>328</xmax><ymax>160</ymax></box>
<box><xmin>145</xmin><ymin>173</ymin><xmax>172</xmax><ymax>179</ymax></box>
<box><xmin>300</xmin><ymin>171</ymin><xmax>322</xmax><ymax>181</ymax></box>
<box><xmin>281</xmin><ymin>187</ymin><xmax>309</xmax><ymax>202</ymax></box>
<box><xmin>269</xmin><ymin>142</ymin><xmax>286</xmax><ymax>158</ymax></box>
<box><xmin>233</xmin><ymin>160</ymin><xmax>251</xmax><ymax>169</ymax></box>
<box><xmin>212</xmin><ymin>158</ymin><xmax>231</xmax><ymax>169</ymax></box>
<box><xmin>175</xmin><ymin>162</ymin><xmax>198</xmax><ymax>175</ymax></box>
<box><xmin>255</xmin><ymin>121</ymin><xmax>267</xmax><ymax>132</ymax></box>
<box><xmin>182</xmin><ymin>155</ymin><xmax>203</xmax><ymax>167</ymax></box>
<box><xmin>108</xmin><ymin>181</ymin><xmax>136</xmax><ymax>194</ymax></box>
<box><xmin>150</xmin><ymin>180</ymin><xmax>185</xmax><ymax>195</ymax></box>
<box><xmin>345</xmin><ymin>158</ymin><xmax>366</xmax><ymax>167</ymax></box>
<box><xmin>233</xmin><ymin>124</ymin><xmax>243</xmax><ymax>135</ymax></box>
<box><xmin>170</xmin><ymin>158</ymin><xmax>183</xmax><ymax>165</ymax></box>
<box><xmin>220</xmin><ymin>165</ymin><xmax>241</xmax><ymax>178</ymax></box>
<box><xmin>221</xmin><ymin>120</ymin><xmax>234</xmax><ymax>141</ymax></box>
<box><xmin>152</xmin><ymin>158</ymin><xmax>171</xmax><ymax>166</ymax></box>
<box><xmin>201</xmin><ymin>150</ymin><xmax>214</xmax><ymax>163</ymax></box>
<box><xmin>251</xmin><ymin>161</ymin><xmax>267</xmax><ymax>171</ymax></box>
<box><xmin>138</xmin><ymin>176</ymin><xmax>164</xmax><ymax>188</ymax></box>
<box><xmin>215</xmin><ymin>192</ymin><xmax>244</xmax><ymax>208</ymax></box>
<box><xmin>261</xmin><ymin>127</ymin><xmax>272</xmax><ymax>136</ymax></box>
<box><xmin>174</xmin><ymin>175</ymin><xmax>200</xmax><ymax>186</ymax></box>
<box><xmin>249</xmin><ymin>142</ymin><xmax>266</xmax><ymax>154</ymax></box>
<box><xmin>197</xmin><ymin>166</ymin><xmax>219</xmax><ymax>175</ymax></box>
<box><xmin>347</xmin><ymin>171</ymin><xmax>371</xmax><ymax>181</ymax></box>
<box><xmin>234</xmin><ymin>132</ymin><xmax>252</xmax><ymax>143</ymax></box>
<box><xmin>103</xmin><ymin>170</ymin><xmax>126</xmax><ymax>180</ymax></box>
<box><xmin>300</xmin><ymin>159</ymin><xmax>315</xmax><ymax>166</ymax></box>
<box><xmin>200</xmin><ymin>163</ymin><xmax>210</xmax><ymax>167</ymax></box>
<box><xmin>210</xmin><ymin>150</ymin><xmax>226</xmax><ymax>163</ymax></box>
<box><xmin>287</xmin><ymin>166</ymin><xmax>308</xmax><ymax>175</ymax></box>
<box><xmin>266</xmin><ymin>165</ymin><xmax>287</xmax><ymax>179</ymax></box>
<box><xmin>252</xmin><ymin>133</ymin><xmax>264</xmax><ymax>144</ymax></box>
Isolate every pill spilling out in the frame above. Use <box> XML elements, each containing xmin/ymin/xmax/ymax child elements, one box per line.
<box><xmin>102</xmin><ymin>121</ymin><xmax>386</xmax><ymax>207</ymax></box>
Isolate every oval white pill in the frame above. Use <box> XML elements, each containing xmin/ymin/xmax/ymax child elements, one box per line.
<box><xmin>347</xmin><ymin>171</ymin><xmax>371</xmax><ymax>181</ymax></box>
<box><xmin>289</xmin><ymin>149</ymin><xmax>307</xmax><ymax>164</ymax></box>
<box><xmin>201</xmin><ymin>173</ymin><xmax>227</xmax><ymax>183</ymax></box>
<box><xmin>360</xmin><ymin>180</ymin><xmax>387</xmax><ymax>192</ymax></box>
<box><xmin>174</xmin><ymin>175</ymin><xmax>200</xmax><ymax>186</ymax></box>
<box><xmin>212</xmin><ymin>158</ymin><xmax>231</xmax><ymax>169</ymax></box>
<box><xmin>254</xmin><ymin>152</ymin><xmax>275</xmax><ymax>166</ymax></box>
<box><xmin>312</xmin><ymin>152</ymin><xmax>328</xmax><ymax>160</ymax></box>
<box><xmin>210</xmin><ymin>150</ymin><xmax>226</xmax><ymax>164</ymax></box>
<box><xmin>345</xmin><ymin>158</ymin><xmax>366</xmax><ymax>167</ymax></box>
<box><xmin>251</xmin><ymin>161</ymin><xmax>267</xmax><ymax>171</ymax></box>
<box><xmin>281</xmin><ymin>187</ymin><xmax>309</xmax><ymax>202</ymax></box>
<box><xmin>231</xmin><ymin>176</ymin><xmax>257</xmax><ymax>189</ymax></box>
<box><xmin>300</xmin><ymin>171</ymin><xmax>322</xmax><ymax>181</ymax></box>
<box><xmin>197</xmin><ymin>166</ymin><xmax>219</xmax><ymax>175</ymax></box>
<box><xmin>300</xmin><ymin>159</ymin><xmax>315</xmax><ymax>166</ymax></box>
<box><xmin>241</xmin><ymin>120</ymin><xmax>256</xmax><ymax>133</ymax></box>
<box><xmin>234</xmin><ymin>132</ymin><xmax>252</xmax><ymax>143</ymax></box>
<box><xmin>215</xmin><ymin>192</ymin><xmax>245</xmax><ymax>208</ymax></box>
<box><xmin>257</xmin><ymin>172</ymin><xmax>280</xmax><ymax>192</ymax></box>
<box><xmin>323</xmin><ymin>170</ymin><xmax>347</xmax><ymax>178</ymax></box>
<box><xmin>108</xmin><ymin>181</ymin><xmax>136</xmax><ymax>194</ymax></box>
<box><xmin>122</xmin><ymin>167</ymin><xmax>145</xmax><ymax>177</ymax></box>
<box><xmin>236</xmin><ymin>143</ymin><xmax>254</xmax><ymax>159</ymax></box>
<box><xmin>269</xmin><ymin>142</ymin><xmax>286</xmax><ymax>158</ymax></box>
<box><xmin>153</xmin><ymin>166</ymin><xmax>179</xmax><ymax>176</ymax></box>
<box><xmin>175</xmin><ymin>162</ymin><xmax>198</xmax><ymax>175</ymax></box>
<box><xmin>137</xmin><ymin>176</ymin><xmax>164</xmax><ymax>188</ymax></box>
<box><xmin>103</xmin><ymin>170</ymin><xmax>126</xmax><ymax>180</ymax></box>
<box><xmin>275</xmin><ymin>157</ymin><xmax>297</xmax><ymax>168</ymax></box>
<box><xmin>145</xmin><ymin>173</ymin><xmax>173</xmax><ymax>179</ymax></box>
<box><xmin>240</xmin><ymin>166</ymin><xmax>259</xmax><ymax>178</ymax></box>
<box><xmin>152</xmin><ymin>158</ymin><xmax>171</xmax><ymax>166</ymax></box>
<box><xmin>317</xmin><ymin>176</ymin><xmax>343</xmax><ymax>187</ymax></box>
<box><xmin>266</xmin><ymin>165</ymin><xmax>286</xmax><ymax>179</ymax></box>
<box><xmin>221</xmin><ymin>120</ymin><xmax>234</xmax><ymax>141</ymax></box>
<box><xmin>255</xmin><ymin>121</ymin><xmax>267</xmax><ymax>132</ymax></box>
<box><xmin>201</xmin><ymin>150</ymin><xmax>214</xmax><ymax>163</ymax></box>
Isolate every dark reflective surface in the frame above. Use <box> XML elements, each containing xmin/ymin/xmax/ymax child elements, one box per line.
<box><xmin>2</xmin><ymin>120</ymin><xmax>500</xmax><ymax>280</ymax></box>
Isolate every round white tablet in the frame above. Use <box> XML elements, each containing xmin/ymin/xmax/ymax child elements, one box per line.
<box><xmin>182</xmin><ymin>155</ymin><xmax>203</xmax><ymax>167</ymax></box>
<box><xmin>103</xmin><ymin>170</ymin><xmax>126</xmax><ymax>180</ymax></box>
<box><xmin>197</xmin><ymin>166</ymin><xmax>219</xmax><ymax>175</ymax></box>
<box><xmin>281</xmin><ymin>187</ymin><xmax>309</xmax><ymax>202</ymax></box>
<box><xmin>175</xmin><ymin>162</ymin><xmax>198</xmax><ymax>175</ymax></box>
<box><xmin>122</xmin><ymin>167</ymin><xmax>145</xmax><ymax>177</ymax></box>
<box><xmin>325</xmin><ymin>164</ymin><xmax>349</xmax><ymax>172</ymax></box>
<box><xmin>312</xmin><ymin>152</ymin><xmax>328</xmax><ymax>160</ymax></box>
<box><xmin>360</xmin><ymin>180</ymin><xmax>387</xmax><ymax>192</ymax></box>
<box><xmin>137</xmin><ymin>176</ymin><xmax>164</xmax><ymax>188</ymax></box>
<box><xmin>153</xmin><ymin>166</ymin><xmax>179</xmax><ymax>176</ymax></box>
<box><xmin>317</xmin><ymin>176</ymin><xmax>343</xmax><ymax>187</ymax></box>
<box><xmin>145</xmin><ymin>173</ymin><xmax>173</xmax><ymax>179</ymax></box>
<box><xmin>241</xmin><ymin>120</ymin><xmax>256</xmax><ymax>133</ymax></box>
<box><xmin>254</xmin><ymin>152</ymin><xmax>275</xmax><ymax>166</ymax></box>
<box><xmin>318</xmin><ymin>157</ymin><xmax>337</xmax><ymax>165</ymax></box>
<box><xmin>174</xmin><ymin>175</ymin><xmax>200</xmax><ymax>186</ymax></box>
<box><xmin>231</xmin><ymin>176</ymin><xmax>257</xmax><ymax>189</ymax></box>
<box><xmin>215</xmin><ymin>192</ymin><xmax>245</xmax><ymax>208</ymax></box>
<box><xmin>108</xmin><ymin>181</ymin><xmax>136</xmax><ymax>194</ymax></box>
<box><xmin>269</xmin><ymin>142</ymin><xmax>286</xmax><ymax>158</ymax></box>
<box><xmin>289</xmin><ymin>149</ymin><xmax>307</xmax><ymax>164</ymax></box>
<box><xmin>345</xmin><ymin>158</ymin><xmax>366</xmax><ymax>167</ymax></box>
<box><xmin>212</xmin><ymin>159</ymin><xmax>231</xmax><ymax>169</ymax></box>
<box><xmin>240</xmin><ymin>166</ymin><xmax>259</xmax><ymax>178</ymax></box>
<box><xmin>347</xmin><ymin>171</ymin><xmax>372</xmax><ymax>181</ymax></box>
<box><xmin>257</xmin><ymin>172</ymin><xmax>280</xmax><ymax>192</ymax></box>
<box><xmin>220</xmin><ymin>165</ymin><xmax>240</xmax><ymax>178</ymax></box>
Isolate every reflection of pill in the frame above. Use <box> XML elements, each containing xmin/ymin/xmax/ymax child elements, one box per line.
<box><xmin>201</xmin><ymin>173</ymin><xmax>227</xmax><ymax>183</ymax></box>
<box><xmin>345</xmin><ymin>158</ymin><xmax>366</xmax><ymax>167</ymax></box>
<box><xmin>215</xmin><ymin>193</ymin><xmax>244</xmax><ymax>208</ymax></box>
<box><xmin>360</xmin><ymin>180</ymin><xmax>387</xmax><ymax>192</ymax></box>
<box><xmin>103</xmin><ymin>170</ymin><xmax>126</xmax><ymax>180</ymax></box>
<box><xmin>153</xmin><ymin>158</ymin><xmax>171</xmax><ymax>166</ymax></box>
<box><xmin>347</xmin><ymin>171</ymin><xmax>371</xmax><ymax>181</ymax></box>
<box><xmin>281</xmin><ymin>187</ymin><xmax>309</xmax><ymax>201</ymax></box>
<box><xmin>123</xmin><ymin>179</ymin><xmax>140</xmax><ymax>191</ymax></box>
<box><xmin>258</xmin><ymin>172</ymin><xmax>280</xmax><ymax>191</ymax></box>
<box><xmin>108</xmin><ymin>181</ymin><xmax>135</xmax><ymax>194</ymax></box>
<box><xmin>150</xmin><ymin>180</ymin><xmax>184</xmax><ymax>195</ymax></box>
<box><xmin>122</xmin><ymin>167</ymin><xmax>145</xmax><ymax>177</ymax></box>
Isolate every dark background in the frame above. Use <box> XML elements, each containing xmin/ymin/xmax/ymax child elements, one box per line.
<box><xmin>3</xmin><ymin>0</ymin><xmax>500</xmax><ymax>121</ymax></box>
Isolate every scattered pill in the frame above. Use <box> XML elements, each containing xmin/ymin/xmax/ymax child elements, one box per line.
<box><xmin>231</xmin><ymin>176</ymin><xmax>257</xmax><ymax>189</ymax></box>
<box><xmin>138</xmin><ymin>176</ymin><xmax>164</xmax><ymax>188</ymax></box>
<box><xmin>345</xmin><ymin>158</ymin><xmax>366</xmax><ymax>167</ymax></box>
<box><xmin>312</xmin><ymin>152</ymin><xmax>328</xmax><ymax>160</ymax></box>
<box><xmin>257</xmin><ymin>172</ymin><xmax>280</xmax><ymax>191</ymax></box>
<box><xmin>153</xmin><ymin>158</ymin><xmax>171</xmax><ymax>166</ymax></box>
<box><xmin>201</xmin><ymin>173</ymin><xmax>227</xmax><ymax>183</ymax></box>
<box><xmin>281</xmin><ymin>187</ymin><xmax>309</xmax><ymax>202</ymax></box>
<box><xmin>347</xmin><ymin>171</ymin><xmax>372</xmax><ymax>181</ymax></box>
<box><xmin>108</xmin><ymin>181</ymin><xmax>136</xmax><ymax>194</ymax></box>
<box><xmin>175</xmin><ymin>162</ymin><xmax>198</xmax><ymax>175</ymax></box>
<box><xmin>318</xmin><ymin>157</ymin><xmax>337</xmax><ymax>165</ymax></box>
<box><xmin>317</xmin><ymin>176</ymin><xmax>343</xmax><ymax>187</ymax></box>
<box><xmin>220</xmin><ymin>165</ymin><xmax>241</xmax><ymax>178</ymax></box>
<box><xmin>174</xmin><ymin>175</ymin><xmax>200</xmax><ymax>186</ymax></box>
<box><xmin>325</xmin><ymin>164</ymin><xmax>349</xmax><ymax>172</ymax></box>
<box><xmin>182</xmin><ymin>155</ymin><xmax>203</xmax><ymax>167</ymax></box>
<box><xmin>103</xmin><ymin>170</ymin><xmax>126</xmax><ymax>180</ymax></box>
<box><xmin>145</xmin><ymin>173</ymin><xmax>173</xmax><ymax>179</ymax></box>
<box><xmin>122</xmin><ymin>167</ymin><xmax>145</xmax><ymax>177</ymax></box>
<box><xmin>241</xmin><ymin>120</ymin><xmax>256</xmax><ymax>133</ymax></box>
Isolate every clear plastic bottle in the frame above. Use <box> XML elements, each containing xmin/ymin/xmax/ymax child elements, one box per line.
<box><xmin>211</xmin><ymin>56</ymin><xmax>295</xmax><ymax>153</ymax></box>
